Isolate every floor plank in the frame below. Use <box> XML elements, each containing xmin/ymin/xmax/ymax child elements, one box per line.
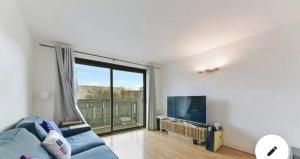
<box><xmin>102</xmin><ymin>129</ymin><xmax>255</xmax><ymax>159</ymax></box>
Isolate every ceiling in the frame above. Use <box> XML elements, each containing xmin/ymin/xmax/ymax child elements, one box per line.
<box><xmin>18</xmin><ymin>0</ymin><xmax>300</xmax><ymax>64</ymax></box>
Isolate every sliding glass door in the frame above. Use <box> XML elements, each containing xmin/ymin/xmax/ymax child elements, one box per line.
<box><xmin>113</xmin><ymin>70</ymin><xmax>145</xmax><ymax>131</ymax></box>
<box><xmin>75</xmin><ymin>64</ymin><xmax>111</xmax><ymax>134</ymax></box>
<box><xmin>75</xmin><ymin>58</ymin><xmax>146</xmax><ymax>135</ymax></box>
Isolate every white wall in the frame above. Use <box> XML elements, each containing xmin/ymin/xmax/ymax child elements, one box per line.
<box><xmin>31</xmin><ymin>44</ymin><xmax>161</xmax><ymax>121</ymax></box>
<box><xmin>0</xmin><ymin>0</ymin><xmax>33</xmax><ymax>131</ymax></box>
<box><xmin>31</xmin><ymin>45</ymin><xmax>57</xmax><ymax>121</ymax></box>
<box><xmin>160</xmin><ymin>22</ymin><xmax>300</xmax><ymax>154</ymax></box>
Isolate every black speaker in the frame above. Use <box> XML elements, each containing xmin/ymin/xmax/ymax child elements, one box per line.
<box><xmin>205</xmin><ymin>130</ymin><xmax>215</xmax><ymax>152</ymax></box>
<box><xmin>156</xmin><ymin>118</ymin><xmax>160</xmax><ymax>130</ymax></box>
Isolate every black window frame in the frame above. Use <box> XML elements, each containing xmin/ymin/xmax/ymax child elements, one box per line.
<box><xmin>75</xmin><ymin>58</ymin><xmax>147</xmax><ymax>135</ymax></box>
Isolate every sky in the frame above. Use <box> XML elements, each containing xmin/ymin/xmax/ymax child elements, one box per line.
<box><xmin>75</xmin><ymin>64</ymin><xmax>143</xmax><ymax>90</ymax></box>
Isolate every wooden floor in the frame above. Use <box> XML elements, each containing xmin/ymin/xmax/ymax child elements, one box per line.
<box><xmin>102</xmin><ymin>129</ymin><xmax>255</xmax><ymax>159</ymax></box>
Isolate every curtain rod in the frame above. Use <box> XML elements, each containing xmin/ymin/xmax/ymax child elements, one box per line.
<box><xmin>39</xmin><ymin>44</ymin><xmax>160</xmax><ymax>69</ymax></box>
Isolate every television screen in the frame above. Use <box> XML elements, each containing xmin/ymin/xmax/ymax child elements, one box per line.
<box><xmin>167</xmin><ymin>96</ymin><xmax>206</xmax><ymax>124</ymax></box>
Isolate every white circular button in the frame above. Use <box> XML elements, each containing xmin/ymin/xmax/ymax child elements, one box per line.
<box><xmin>255</xmin><ymin>134</ymin><xmax>289</xmax><ymax>159</ymax></box>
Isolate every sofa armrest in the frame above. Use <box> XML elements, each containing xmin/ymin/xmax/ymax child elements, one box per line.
<box><xmin>60</xmin><ymin>124</ymin><xmax>92</xmax><ymax>137</ymax></box>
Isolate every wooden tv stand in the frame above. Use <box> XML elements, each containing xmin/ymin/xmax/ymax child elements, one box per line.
<box><xmin>160</xmin><ymin>118</ymin><xmax>207</xmax><ymax>143</ymax></box>
<box><xmin>159</xmin><ymin>117</ymin><xmax>223</xmax><ymax>152</ymax></box>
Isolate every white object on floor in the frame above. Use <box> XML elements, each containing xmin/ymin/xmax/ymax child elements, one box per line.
<box><xmin>120</xmin><ymin>117</ymin><xmax>131</xmax><ymax>122</ymax></box>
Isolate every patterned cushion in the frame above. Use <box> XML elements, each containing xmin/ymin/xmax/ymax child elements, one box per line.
<box><xmin>41</xmin><ymin>120</ymin><xmax>62</xmax><ymax>135</ymax></box>
<box><xmin>42</xmin><ymin>130</ymin><xmax>71</xmax><ymax>159</ymax></box>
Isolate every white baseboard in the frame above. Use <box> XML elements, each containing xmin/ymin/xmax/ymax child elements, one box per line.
<box><xmin>223</xmin><ymin>143</ymin><xmax>255</xmax><ymax>155</ymax></box>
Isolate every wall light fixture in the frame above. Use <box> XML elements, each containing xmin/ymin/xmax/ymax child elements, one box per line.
<box><xmin>198</xmin><ymin>68</ymin><xmax>220</xmax><ymax>74</ymax></box>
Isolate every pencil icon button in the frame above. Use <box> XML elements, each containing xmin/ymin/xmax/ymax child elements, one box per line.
<box><xmin>255</xmin><ymin>135</ymin><xmax>289</xmax><ymax>159</ymax></box>
<box><xmin>267</xmin><ymin>146</ymin><xmax>277</xmax><ymax>156</ymax></box>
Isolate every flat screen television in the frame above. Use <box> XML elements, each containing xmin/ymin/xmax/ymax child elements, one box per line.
<box><xmin>167</xmin><ymin>96</ymin><xmax>206</xmax><ymax>124</ymax></box>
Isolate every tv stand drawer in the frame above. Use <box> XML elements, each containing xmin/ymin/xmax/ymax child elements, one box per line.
<box><xmin>173</xmin><ymin>123</ymin><xmax>186</xmax><ymax>135</ymax></box>
<box><xmin>162</xmin><ymin>120</ymin><xmax>172</xmax><ymax>130</ymax></box>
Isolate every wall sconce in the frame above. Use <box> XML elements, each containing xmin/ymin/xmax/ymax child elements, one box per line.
<box><xmin>198</xmin><ymin>68</ymin><xmax>220</xmax><ymax>74</ymax></box>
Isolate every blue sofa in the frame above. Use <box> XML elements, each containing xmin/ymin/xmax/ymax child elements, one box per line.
<box><xmin>0</xmin><ymin>116</ymin><xmax>118</xmax><ymax>159</ymax></box>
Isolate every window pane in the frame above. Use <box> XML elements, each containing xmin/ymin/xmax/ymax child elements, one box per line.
<box><xmin>113</xmin><ymin>70</ymin><xmax>144</xmax><ymax>131</ymax></box>
<box><xmin>75</xmin><ymin>64</ymin><xmax>111</xmax><ymax>134</ymax></box>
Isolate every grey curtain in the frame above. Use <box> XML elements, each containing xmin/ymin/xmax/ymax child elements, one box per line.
<box><xmin>54</xmin><ymin>45</ymin><xmax>85</xmax><ymax>122</ymax></box>
<box><xmin>147</xmin><ymin>65</ymin><xmax>157</xmax><ymax>130</ymax></box>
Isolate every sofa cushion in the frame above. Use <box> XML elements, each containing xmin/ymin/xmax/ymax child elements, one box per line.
<box><xmin>66</xmin><ymin>131</ymin><xmax>105</xmax><ymax>155</ymax></box>
<box><xmin>20</xmin><ymin>155</ymin><xmax>35</xmax><ymax>159</ymax></box>
<box><xmin>0</xmin><ymin>128</ymin><xmax>50</xmax><ymax>159</ymax></box>
<box><xmin>71</xmin><ymin>145</ymin><xmax>118</xmax><ymax>159</ymax></box>
<box><xmin>16</xmin><ymin>116</ymin><xmax>44</xmax><ymax>126</ymax></box>
<box><xmin>42</xmin><ymin>130</ymin><xmax>71</xmax><ymax>159</ymax></box>
<box><xmin>17</xmin><ymin>122</ymin><xmax>48</xmax><ymax>141</ymax></box>
<box><xmin>60</xmin><ymin>124</ymin><xmax>91</xmax><ymax>137</ymax></box>
<box><xmin>15</xmin><ymin>116</ymin><xmax>48</xmax><ymax>141</ymax></box>
<box><xmin>41</xmin><ymin>120</ymin><xmax>62</xmax><ymax>135</ymax></box>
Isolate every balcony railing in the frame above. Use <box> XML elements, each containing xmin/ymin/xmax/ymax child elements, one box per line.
<box><xmin>77</xmin><ymin>99</ymin><xmax>144</xmax><ymax>134</ymax></box>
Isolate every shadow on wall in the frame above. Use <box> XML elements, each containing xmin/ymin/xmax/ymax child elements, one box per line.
<box><xmin>207</xmin><ymin>99</ymin><xmax>256</xmax><ymax>154</ymax></box>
